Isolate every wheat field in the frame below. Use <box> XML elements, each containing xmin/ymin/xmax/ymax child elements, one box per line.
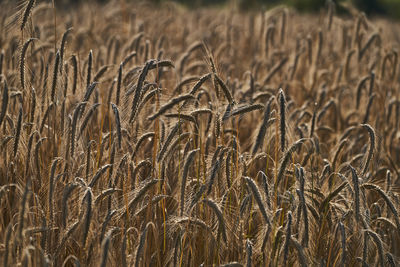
<box><xmin>1</xmin><ymin>0</ymin><xmax>400</xmax><ymax>266</ymax></box>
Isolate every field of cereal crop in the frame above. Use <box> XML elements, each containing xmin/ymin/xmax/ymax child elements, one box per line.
<box><xmin>1</xmin><ymin>0</ymin><xmax>400</xmax><ymax>266</ymax></box>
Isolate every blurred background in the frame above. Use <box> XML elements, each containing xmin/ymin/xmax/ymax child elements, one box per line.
<box><xmin>54</xmin><ymin>0</ymin><xmax>400</xmax><ymax>19</ymax></box>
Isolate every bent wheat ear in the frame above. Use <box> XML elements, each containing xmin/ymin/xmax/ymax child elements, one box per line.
<box><xmin>283</xmin><ymin>211</ymin><xmax>292</xmax><ymax>266</ymax></box>
<box><xmin>81</xmin><ymin>188</ymin><xmax>93</xmax><ymax>248</ymax></box>
<box><xmin>116</xmin><ymin>64</ymin><xmax>122</xmax><ymax>105</ymax></box>
<box><xmin>0</xmin><ymin>80</ymin><xmax>8</xmax><ymax>127</ymax></box>
<box><xmin>111</xmin><ymin>103</ymin><xmax>122</xmax><ymax>149</ymax></box>
<box><xmin>350</xmin><ymin>166</ymin><xmax>361</xmax><ymax>221</ymax></box>
<box><xmin>202</xmin><ymin>199</ymin><xmax>227</xmax><ymax>243</ymax></box>
<box><xmin>20</xmin><ymin>38</ymin><xmax>36</xmax><ymax>91</ymax></box>
<box><xmin>86</xmin><ymin>50</ymin><xmax>92</xmax><ymax>88</ymax></box>
<box><xmin>252</xmin><ymin>97</ymin><xmax>274</xmax><ymax>155</ymax></box>
<box><xmin>148</xmin><ymin>94</ymin><xmax>194</xmax><ymax>121</ymax></box>
<box><xmin>70</xmin><ymin>55</ymin><xmax>78</xmax><ymax>94</ymax></box>
<box><xmin>279</xmin><ymin>88</ymin><xmax>286</xmax><ymax>151</ymax></box>
<box><xmin>70</xmin><ymin>102</ymin><xmax>87</xmax><ymax>158</ymax></box>
<box><xmin>13</xmin><ymin>105</ymin><xmax>23</xmax><ymax>158</ymax></box>
<box><xmin>78</xmin><ymin>103</ymin><xmax>100</xmax><ymax>139</ymax></box>
<box><xmin>129</xmin><ymin>59</ymin><xmax>155</xmax><ymax>123</ymax></box>
<box><xmin>214</xmin><ymin>74</ymin><xmax>235</xmax><ymax>104</ymax></box>
<box><xmin>244</xmin><ymin>176</ymin><xmax>270</xmax><ymax>225</ymax></box>
<box><xmin>21</xmin><ymin>0</ymin><xmax>36</xmax><ymax>31</ymax></box>
<box><xmin>362</xmin><ymin>183</ymin><xmax>400</xmax><ymax>234</ymax></box>
<box><xmin>100</xmin><ymin>230</ymin><xmax>112</xmax><ymax>267</ymax></box>
<box><xmin>181</xmin><ymin>149</ymin><xmax>199</xmax><ymax>216</ymax></box>
<box><xmin>276</xmin><ymin>138</ymin><xmax>306</xmax><ymax>187</ymax></box>
<box><xmin>361</xmin><ymin>124</ymin><xmax>375</xmax><ymax>175</ymax></box>
<box><xmin>51</xmin><ymin>50</ymin><xmax>60</xmax><ymax>102</ymax></box>
<box><xmin>135</xmin><ymin>224</ymin><xmax>149</xmax><ymax>267</ymax></box>
<box><xmin>364</xmin><ymin>229</ymin><xmax>384</xmax><ymax>267</ymax></box>
<box><xmin>60</xmin><ymin>28</ymin><xmax>72</xmax><ymax>70</ymax></box>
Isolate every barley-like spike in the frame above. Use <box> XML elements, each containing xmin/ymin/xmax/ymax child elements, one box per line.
<box><xmin>21</xmin><ymin>0</ymin><xmax>35</xmax><ymax>31</ymax></box>
<box><xmin>126</xmin><ymin>179</ymin><xmax>159</xmax><ymax>214</ymax></box>
<box><xmin>226</xmin><ymin>151</ymin><xmax>232</xmax><ymax>188</ymax></box>
<box><xmin>135</xmin><ymin>223</ymin><xmax>149</xmax><ymax>267</ymax></box>
<box><xmin>283</xmin><ymin>211</ymin><xmax>292</xmax><ymax>266</ymax></box>
<box><xmin>25</xmin><ymin>130</ymin><xmax>37</xmax><ymax>176</ymax></box>
<box><xmin>89</xmin><ymin>164</ymin><xmax>112</xmax><ymax>188</ymax></box>
<box><xmin>61</xmin><ymin>183</ymin><xmax>79</xmax><ymax>228</ymax></box>
<box><xmin>386</xmin><ymin>253</ymin><xmax>396</xmax><ymax>267</ymax></box>
<box><xmin>148</xmin><ymin>94</ymin><xmax>194</xmax><ymax>121</ymax></box>
<box><xmin>386</xmin><ymin>170</ymin><xmax>391</xmax><ymax>192</ymax></box>
<box><xmin>244</xmin><ymin>176</ymin><xmax>271</xmax><ymax>225</ymax></box>
<box><xmin>131</xmin><ymin>132</ymin><xmax>155</xmax><ymax>161</ymax></box>
<box><xmin>359</xmin><ymin>33</ymin><xmax>380</xmax><ymax>61</ymax></box>
<box><xmin>181</xmin><ymin>149</ymin><xmax>199</xmax><ymax>216</ymax></box>
<box><xmin>158</xmin><ymin>120</ymin><xmax>181</xmax><ymax>162</ymax></box>
<box><xmin>263</xmin><ymin>57</ymin><xmax>288</xmax><ymax>84</ymax></box>
<box><xmin>361</xmin><ymin>124</ymin><xmax>375</xmax><ymax>175</ymax></box>
<box><xmin>70</xmin><ymin>102</ymin><xmax>87</xmax><ymax>158</ymax></box>
<box><xmin>81</xmin><ymin>188</ymin><xmax>93</xmax><ymax>247</ymax></box>
<box><xmin>0</xmin><ymin>80</ymin><xmax>8</xmax><ymax>127</ymax></box>
<box><xmin>60</xmin><ymin>28</ymin><xmax>72</xmax><ymax>70</ymax></box>
<box><xmin>86</xmin><ymin>50</ymin><xmax>93</xmax><ymax>88</ymax></box>
<box><xmin>332</xmin><ymin>139</ymin><xmax>348</xmax><ymax>171</ymax></box>
<box><xmin>100</xmin><ymin>210</ymin><xmax>117</xmax><ymax>243</ymax></box>
<box><xmin>362</xmin><ymin>183</ymin><xmax>400</xmax><ymax>234</ymax></box>
<box><xmin>206</xmin><ymin>159</ymin><xmax>221</xmax><ymax>195</ymax></box>
<box><xmin>276</xmin><ymin>138</ymin><xmax>306</xmax><ymax>187</ymax></box>
<box><xmin>363</xmin><ymin>94</ymin><xmax>375</xmax><ymax>124</ymax></box>
<box><xmin>364</xmin><ymin>229</ymin><xmax>384</xmax><ymax>267</ymax></box>
<box><xmin>71</xmin><ymin>55</ymin><xmax>78</xmax><ymax>94</ymax></box>
<box><xmin>93</xmin><ymin>65</ymin><xmax>109</xmax><ymax>82</ymax></box>
<box><xmin>289</xmin><ymin>236</ymin><xmax>308</xmax><ymax>267</ymax></box>
<box><xmin>100</xmin><ymin>230</ymin><xmax>111</xmax><ymax>267</ymax></box>
<box><xmin>83</xmin><ymin>82</ymin><xmax>98</xmax><ymax>102</ymax></box>
<box><xmin>350</xmin><ymin>166</ymin><xmax>361</xmax><ymax>221</ymax></box>
<box><xmin>202</xmin><ymin>199</ymin><xmax>227</xmax><ymax>242</ymax></box>
<box><xmin>229</xmin><ymin>103</ymin><xmax>264</xmax><ymax>118</ymax></box>
<box><xmin>34</xmin><ymin>137</ymin><xmax>46</xmax><ymax>180</ymax></box>
<box><xmin>215</xmin><ymin>74</ymin><xmax>235</xmax><ymax>104</ymax></box>
<box><xmin>51</xmin><ymin>50</ymin><xmax>60</xmax><ymax>102</ymax></box>
<box><xmin>78</xmin><ymin>103</ymin><xmax>100</xmax><ymax>139</ymax></box>
<box><xmin>13</xmin><ymin>105</ymin><xmax>23</xmax><ymax>158</ymax></box>
<box><xmin>39</xmin><ymin>102</ymin><xmax>54</xmax><ymax>133</ymax></box>
<box><xmin>190</xmin><ymin>184</ymin><xmax>206</xmax><ymax>210</ymax></box>
<box><xmin>356</xmin><ymin>75</ymin><xmax>371</xmax><ymax>109</ymax></box>
<box><xmin>189</xmin><ymin>73</ymin><xmax>212</xmax><ymax>96</ymax></box>
<box><xmin>116</xmin><ymin>64</ymin><xmax>122</xmax><ymax>105</ymax></box>
<box><xmin>252</xmin><ymin>97</ymin><xmax>274</xmax><ymax>154</ymax></box>
<box><xmin>20</xmin><ymin>38</ymin><xmax>36</xmax><ymax>91</ymax></box>
<box><xmin>319</xmin><ymin>181</ymin><xmax>348</xmax><ymax>212</ymax></box>
<box><xmin>121</xmin><ymin>52</ymin><xmax>137</xmax><ymax>67</ymax></box>
<box><xmin>279</xmin><ymin>89</ymin><xmax>286</xmax><ymax>152</ymax></box>
<box><xmin>258</xmin><ymin>171</ymin><xmax>271</xmax><ymax>209</ymax></box>
<box><xmin>18</xmin><ymin>179</ymin><xmax>31</xmax><ymax>241</ymax></box>
<box><xmin>111</xmin><ymin>103</ymin><xmax>122</xmax><ymax>149</ymax></box>
<box><xmin>48</xmin><ymin>157</ymin><xmax>62</xmax><ymax>227</ymax></box>
<box><xmin>29</xmin><ymin>87</ymin><xmax>36</xmax><ymax>123</ymax></box>
<box><xmin>295</xmin><ymin>189</ymin><xmax>309</xmax><ymax>247</ymax></box>
<box><xmin>129</xmin><ymin>59</ymin><xmax>155</xmax><ymax>123</ymax></box>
